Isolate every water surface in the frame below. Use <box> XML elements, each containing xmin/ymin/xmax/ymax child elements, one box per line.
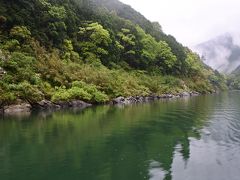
<box><xmin>1</xmin><ymin>91</ymin><xmax>240</xmax><ymax>180</ymax></box>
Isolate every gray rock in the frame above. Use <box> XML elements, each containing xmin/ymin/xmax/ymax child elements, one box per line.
<box><xmin>174</xmin><ymin>95</ymin><xmax>181</xmax><ymax>98</ymax></box>
<box><xmin>135</xmin><ymin>96</ymin><xmax>147</xmax><ymax>103</ymax></box>
<box><xmin>180</xmin><ymin>92</ymin><xmax>191</xmax><ymax>97</ymax></box>
<box><xmin>190</xmin><ymin>91</ymin><xmax>200</xmax><ymax>96</ymax></box>
<box><xmin>24</xmin><ymin>99</ymin><xmax>92</xmax><ymax>111</ymax></box>
<box><xmin>56</xmin><ymin>100</ymin><xmax>92</xmax><ymax>109</ymax></box>
<box><xmin>159</xmin><ymin>94</ymin><xmax>174</xmax><ymax>99</ymax></box>
<box><xmin>33</xmin><ymin>100</ymin><xmax>60</xmax><ymax>109</ymax></box>
<box><xmin>167</xmin><ymin>94</ymin><xmax>174</xmax><ymax>98</ymax></box>
<box><xmin>4</xmin><ymin>103</ymin><xmax>31</xmax><ymax>114</ymax></box>
<box><xmin>69</xmin><ymin>100</ymin><xmax>92</xmax><ymax>108</ymax></box>
<box><xmin>111</xmin><ymin>91</ymin><xmax>201</xmax><ymax>106</ymax></box>
<box><xmin>112</xmin><ymin>96</ymin><xmax>149</xmax><ymax>105</ymax></box>
<box><xmin>124</xmin><ymin>100</ymin><xmax>131</xmax><ymax>105</ymax></box>
<box><xmin>126</xmin><ymin>96</ymin><xmax>140</xmax><ymax>103</ymax></box>
<box><xmin>112</xmin><ymin>97</ymin><xmax>125</xmax><ymax>104</ymax></box>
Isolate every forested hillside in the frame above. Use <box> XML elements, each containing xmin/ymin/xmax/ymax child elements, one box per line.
<box><xmin>0</xmin><ymin>0</ymin><xmax>226</xmax><ymax>107</ymax></box>
<box><xmin>227</xmin><ymin>65</ymin><xmax>240</xmax><ymax>89</ymax></box>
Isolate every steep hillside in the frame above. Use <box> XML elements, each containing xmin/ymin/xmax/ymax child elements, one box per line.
<box><xmin>227</xmin><ymin>64</ymin><xmax>240</xmax><ymax>89</ymax></box>
<box><xmin>0</xmin><ymin>0</ymin><xmax>226</xmax><ymax>108</ymax></box>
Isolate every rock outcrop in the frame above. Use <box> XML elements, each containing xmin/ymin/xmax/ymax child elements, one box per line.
<box><xmin>111</xmin><ymin>91</ymin><xmax>201</xmax><ymax>105</ymax></box>
<box><xmin>4</xmin><ymin>103</ymin><xmax>31</xmax><ymax>114</ymax></box>
<box><xmin>32</xmin><ymin>100</ymin><xmax>92</xmax><ymax>110</ymax></box>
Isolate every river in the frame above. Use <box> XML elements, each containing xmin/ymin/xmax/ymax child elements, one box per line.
<box><xmin>0</xmin><ymin>91</ymin><xmax>240</xmax><ymax>180</ymax></box>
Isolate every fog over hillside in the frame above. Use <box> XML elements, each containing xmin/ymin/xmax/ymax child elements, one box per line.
<box><xmin>121</xmin><ymin>0</ymin><xmax>240</xmax><ymax>47</ymax></box>
<box><xmin>194</xmin><ymin>33</ymin><xmax>240</xmax><ymax>74</ymax></box>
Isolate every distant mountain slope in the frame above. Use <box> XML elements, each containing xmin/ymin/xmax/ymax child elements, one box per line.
<box><xmin>232</xmin><ymin>64</ymin><xmax>240</xmax><ymax>75</ymax></box>
<box><xmin>195</xmin><ymin>33</ymin><xmax>240</xmax><ymax>74</ymax></box>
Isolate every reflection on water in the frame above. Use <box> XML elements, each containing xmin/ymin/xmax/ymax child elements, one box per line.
<box><xmin>0</xmin><ymin>92</ymin><xmax>240</xmax><ymax>180</ymax></box>
<box><xmin>149</xmin><ymin>160</ymin><xmax>166</xmax><ymax>180</ymax></box>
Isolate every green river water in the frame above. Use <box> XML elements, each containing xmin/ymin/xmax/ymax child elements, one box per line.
<box><xmin>1</xmin><ymin>91</ymin><xmax>240</xmax><ymax>180</ymax></box>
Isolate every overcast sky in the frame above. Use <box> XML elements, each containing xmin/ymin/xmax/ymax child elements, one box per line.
<box><xmin>120</xmin><ymin>0</ymin><xmax>240</xmax><ymax>47</ymax></box>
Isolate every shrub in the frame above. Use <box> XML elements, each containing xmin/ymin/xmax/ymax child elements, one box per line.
<box><xmin>51</xmin><ymin>88</ymin><xmax>71</xmax><ymax>102</ymax></box>
<box><xmin>68</xmin><ymin>87</ymin><xmax>92</xmax><ymax>101</ymax></box>
<box><xmin>16</xmin><ymin>81</ymin><xmax>44</xmax><ymax>104</ymax></box>
<box><xmin>71</xmin><ymin>81</ymin><xmax>109</xmax><ymax>103</ymax></box>
<box><xmin>92</xmin><ymin>91</ymin><xmax>109</xmax><ymax>103</ymax></box>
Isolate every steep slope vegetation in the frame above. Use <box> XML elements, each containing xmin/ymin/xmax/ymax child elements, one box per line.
<box><xmin>227</xmin><ymin>65</ymin><xmax>240</xmax><ymax>89</ymax></box>
<box><xmin>0</xmin><ymin>0</ymin><xmax>226</xmax><ymax>107</ymax></box>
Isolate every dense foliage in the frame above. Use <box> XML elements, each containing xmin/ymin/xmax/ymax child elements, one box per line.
<box><xmin>0</xmin><ymin>0</ymin><xmax>226</xmax><ymax>107</ymax></box>
<box><xmin>227</xmin><ymin>67</ymin><xmax>240</xmax><ymax>90</ymax></box>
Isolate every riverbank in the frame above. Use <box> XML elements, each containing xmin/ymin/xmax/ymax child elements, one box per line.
<box><xmin>0</xmin><ymin>91</ymin><xmax>201</xmax><ymax>116</ymax></box>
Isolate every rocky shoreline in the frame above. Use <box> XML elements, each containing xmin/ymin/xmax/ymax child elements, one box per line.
<box><xmin>0</xmin><ymin>91</ymin><xmax>200</xmax><ymax>116</ymax></box>
<box><xmin>111</xmin><ymin>91</ymin><xmax>200</xmax><ymax>105</ymax></box>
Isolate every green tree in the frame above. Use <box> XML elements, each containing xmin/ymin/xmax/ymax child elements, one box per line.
<box><xmin>62</xmin><ymin>39</ymin><xmax>80</xmax><ymax>62</ymax></box>
<box><xmin>156</xmin><ymin>41</ymin><xmax>177</xmax><ymax>74</ymax></box>
<box><xmin>10</xmin><ymin>26</ymin><xmax>31</xmax><ymax>42</ymax></box>
<box><xmin>1</xmin><ymin>52</ymin><xmax>36</xmax><ymax>82</ymax></box>
<box><xmin>185</xmin><ymin>49</ymin><xmax>202</xmax><ymax>76</ymax></box>
<box><xmin>77</xmin><ymin>22</ymin><xmax>112</xmax><ymax>64</ymax></box>
<box><xmin>16</xmin><ymin>81</ymin><xmax>43</xmax><ymax>105</ymax></box>
<box><xmin>136</xmin><ymin>26</ymin><xmax>176</xmax><ymax>73</ymax></box>
<box><xmin>117</xmin><ymin>28</ymin><xmax>137</xmax><ymax>66</ymax></box>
